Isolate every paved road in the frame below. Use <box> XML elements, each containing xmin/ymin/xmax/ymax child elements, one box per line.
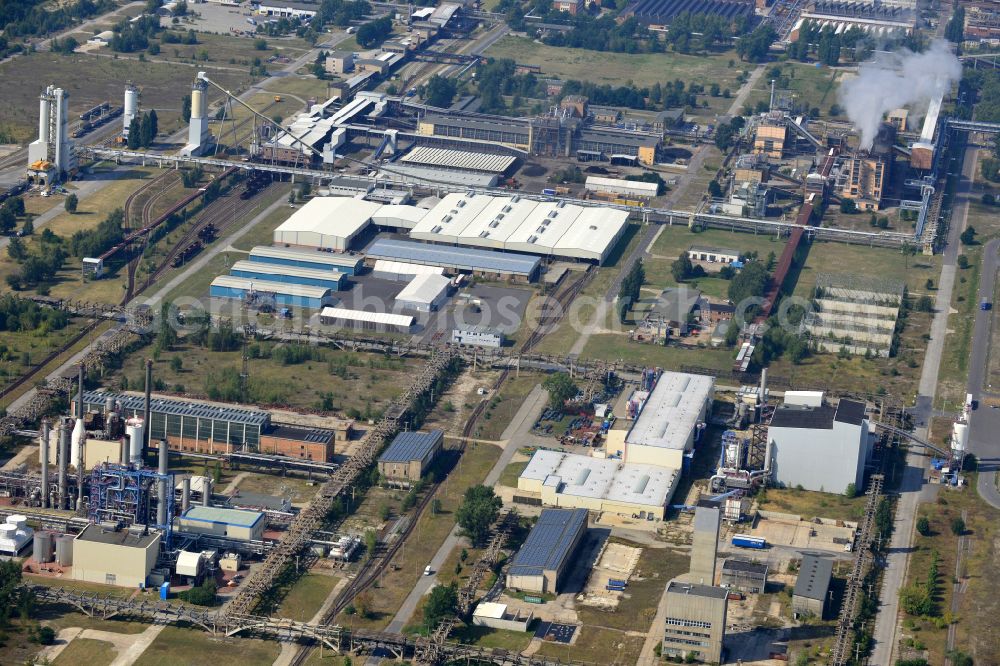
<box><xmin>869</xmin><ymin>140</ymin><xmax>977</xmax><ymax>666</ymax></box>
<box><xmin>380</xmin><ymin>383</ymin><xmax>547</xmax><ymax>638</ymax></box>
<box><xmin>966</xmin><ymin>225</ymin><xmax>1000</xmax><ymax>508</ymax></box>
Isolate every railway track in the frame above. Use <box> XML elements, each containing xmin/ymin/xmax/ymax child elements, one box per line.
<box><xmin>123</xmin><ymin>171</ymin><xmax>183</xmax><ymax>301</ymax></box>
<box><xmin>286</xmin><ymin>271</ymin><xmax>590</xmax><ymax>665</ymax></box>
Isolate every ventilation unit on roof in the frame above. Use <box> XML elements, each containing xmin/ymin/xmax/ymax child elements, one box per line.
<box><xmin>479</xmin><ymin>230</ymin><xmax>489</xmax><ymax>238</ymax></box>
<box><xmin>431</xmin><ymin>225</ymin><xmax>443</xmax><ymax>233</ymax></box>
<box><xmin>511</xmin><ymin>195</ymin><xmax>521</xmax><ymax>203</ymax></box>
<box><xmin>496</xmin><ymin>213</ymin><xmax>505</xmax><ymax>220</ymax></box>
<box><xmin>528</xmin><ymin>235</ymin><xmax>538</xmax><ymax>243</ymax></box>
<box><xmin>442</xmin><ymin>215</ymin><xmax>452</xmax><ymax>223</ymax></box>
<box><xmin>589</xmin><ymin>225</ymin><xmax>598</xmax><ymax>230</ymax></box>
<box><xmin>536</xmin><ymin>226</ymin><xmax>546</xmax><ymax>234</ymax></box>
<box><xmin>502</xmin><ymin>205</ymin><xmax>512</xmax><ymax>213</ymax></box>
<box><xmin>547</xmin><ymin>210</ymin><xmax>558</xmax><ymax>218</ymax></box>
<box><xmin>457</xmin><ymin>199</ymin><xmax>466</xmax><ymax>208</ymax></box>
<box><xmin>489</xmin><ymin>220</ymin><xmax>500</xmax><ymax>228</ymax></box>
<box><xmin>558</xmin><ymin>200</ymin><xmax>566</xmax><ymax>208</ymax></box>
<box><xmin>541</xmin><ymin>219</ymin><xmax>550</xmax><ymax>226</ymax></box>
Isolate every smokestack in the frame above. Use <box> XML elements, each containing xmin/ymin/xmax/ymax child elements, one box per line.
<box><xmin>77</xmin><ymin>364</ymin><xmax>84</xmax><ymax>420</ymax></box>
<box><xmin>769</xmin><ymin>79</ymin><xmax>775</xmax><ymax>112</ymax></box>
<box><xmin>120</xmin><ymin>437</ymin><xmax>129</xmax><ymax>466</ymax></box>
<box><xmin>182</xmin><ymin>477</ymin><xmax>191</xmax><ymax>513</ymax></box>
<box><xmin>40</xmin><ymin>420</ymin><xmax>50</xmax><ymax>509</ymax></box>
<box><xmin>157</xmin><ymin>439</ymin><xmax>168</xmax><ymax>526</ymax></box>
<box><xmin>202</xmin><ymin>478</ymin><xmax>211</xmax><ymax>507</ymax></box>
<box><xmin>760</xmin><ymin>368</ymin><xmax>768</xmax><ymax>406</ymax></box>
<box><xmin>143</xmin><ymin>359</ymin><xmax>153</xmax><ymax>457</ymax></box>
<box><xmin>58</xmin><ymin>420</ymin><xmax>69</xmax><ymax>510</ymax></box>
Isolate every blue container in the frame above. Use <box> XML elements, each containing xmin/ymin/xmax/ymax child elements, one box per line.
<box><xmin>159</xmin><ymin>581</ymin><xmax>170</xmax><ymax>600</ymax></box>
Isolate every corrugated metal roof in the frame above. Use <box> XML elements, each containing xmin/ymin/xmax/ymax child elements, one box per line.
<box><xmin>401</xmin><ymin>147</ymin><xmax>516</xmax><ymax>174</ymax></box>
<box><xmin>230</xmin><ymin>260</ymin><xmax>346</xmax><ymax>284</ymax></box>
<box><xmin>181</xmin><ymin>506</ymin><xmax>264</xmax><ymax>528</ymax></box>
<box><xmin>395</xmin><ymin>273</ymin><xmax>450</xmax><ymax>305</ymax></box>
<box><xmin>319</xmin><ymin>306</ymin><xmax>415</xmax><ymax>327</ymax></box>
<box><xmin>508</xmin><ymin>508</ymin><xmax>587</xmax><ymax>578</ymax></box>
<box><xmin>274</xmin><ymin>197</ymin><xmax>381</xmax><ymax>240</ymax></box>
<box><xmin>82</xmin><ymin>390</ymin><xmax>269</xmax><ymax>427</ymax></box>
<box><xmin>249</xmin><ymin>246</ymin><xmax>362</xmax><ymax>270</ymax></box>
<box><xmin>585</xmin><ymin>176</ymin><xmax>659</xmax><ymax>195</ymax></box>
<box><xmin>626</xmin><ymin>371</ymin><xmax>714</xmax><ymax>451</ymax></box>
<box><xmin>211</xmin><ymin>275</ymin><xmax>333</xmax><ymax>299</ymax></box>
<box><xmin>379</xmin><ymin>164</ymin><xmax>500</xmax><ymax>188</ymax></box>
<box><xmin>373</xmin><ymin>260</ymin><xmax>445</xmax><ymax>276</ymax></box>
<box><xmin>794</xmin><ymin>553</ymin><xmax>833</xmax><ymax>601</ymax></box>
<box><xmin>366</xmin><ymin>238</ymin><xmax>540</xmax><ymax>275</ymax></box>
<box><xmin>379</xmin><ymin>430</ymin><xmax>443</xmax><ymax>463</ymax></box>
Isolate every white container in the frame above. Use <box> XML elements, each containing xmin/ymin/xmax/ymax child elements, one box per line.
<box><xmin>126</xmin><ymin>417</ymin><xmax>145</xmax><ymax>465</ymax></box>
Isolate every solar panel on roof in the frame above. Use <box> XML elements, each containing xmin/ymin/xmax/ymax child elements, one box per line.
<box><xmin>508</xmin><ymin>508</ymin><xmax>587</xmax><ymax>577</ymax></box>
<box><xmin>379</xmin><ymin>430</ymin><xmax>443</xmax><ymax>463</ymax></box>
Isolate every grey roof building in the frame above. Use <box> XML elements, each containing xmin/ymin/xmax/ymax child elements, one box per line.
<box><xmin>793</xmin><ymin>552</ymin><xmax>834</xmax><ymax>618</ymax></box>
<box><xmin>506</xmin><ymin>508</ymin><xmax>588</xmax><ymax>595</ymax></box>
<box><xmin>720</xmin><ymin>558</ymin><xmax>768</xmax><ymax>593</ymax></box>
<box><xmin>365</xmin><ymin>238</ymin><xmax>541</xmax><ymax>281</ymax></box>
<box><xmin>378</xmin><ymin>430</ymin><xmax>444</xmax><ymax>484</ymax></box>
<box><xmin>662</xmin><ymin>580</ymin><xmax>729</xmax><ymax>663</ymax></box>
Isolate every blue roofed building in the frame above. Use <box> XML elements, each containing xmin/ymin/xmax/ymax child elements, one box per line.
<box><xmin>248</xmin><ymin>245</ymin><xmax>363</xmax><ymax>275</ymax></box>
<box><xmin>229</xmin><ymin>260</ymin><xmax>347</xmax><ymax>291</ymax></box>
<box><xmin>364</xmin><ymin>238</ymin><xmax>541</xmax><ymax>283</ymax></box>
<box><xmin>506</xmin><ymin>508</ymin><xmax>588</xmax><ymax>594</ymax></box>
<box><xmin>377</xmin><ymin>429</ymin><xmax>444</xmax><ymax>484</ymax></box>
<box><xmin>210</xmin><ymin>275</ymin><xmax>337</xmax><ymax>309</ymax></box>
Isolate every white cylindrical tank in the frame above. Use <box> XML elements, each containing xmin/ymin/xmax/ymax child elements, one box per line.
<box><xmin>124</xmin><ymin>84</ymin><xmax>139</xmax><ymax>135</ymax></box>
<box><xmin>7</xmin><ymin>514</ymin><xmax>27</xmax><ymax>529</ymax></box>
<box><xmin>952</xmin><ymin>421</ymin><xmax>969</xmax><ymax>456</ymax></box>
<box><xmin>126</xmin><ymin>417</ymin><xmax>145</xmax><ymax>465</ymax></box>
<box><xmin>33</xmin><ymin>532</ymin><xmax>54</xmax><ymax>563</ymax></box>
<box><xmin>55</xmin><ymin>534</ymin><xmax>74</xmax><ymax>566</ymax></box>
<box><xmin>38</xmin><ymin>93</ymin><xmax>51</xmax><ymax>144</ymax></box>
<box><xmin>71</xmin><ymin>418</ymin><xmax>84</xmax><ymax>468</ymax></box>
<box><xmin>191</xmin><ymin>85</ymin><xmax>205</xmax><ymax>120</ymax></box>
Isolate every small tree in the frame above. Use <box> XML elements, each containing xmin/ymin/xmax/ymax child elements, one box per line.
<box><xmin>950</xmin><ymin>517</ymin><xmax>966</xmax><ymax>536</ymax></box>
<box><xmin>65</xmin><ymin>193</ymin><xmax>78</xmax><ymax>213</ymax></box>
<box><xmin>422</xmin><ymin>583</ymin><xmax>458</xmax><ymax>629</ymax></box>
<box><xmin>170</xmin><ymin>356</ymin><xmax>183</xmax><ymax>372</ymax></box>
<box><xmin>21</xmin><ymin>218</ymin><xmax>33</xmax><ymax>236</ymax></box>
<box><xmin>844</xmin><ymin>483</ymin><xmax>856</xmax><ymax>498</ymax></box>
<box><xmin>456</xmin><ymin>485</ymin><xmax>501</xmax><ymax>547</ymax></box>
<box><xmin>431</xmin><ymin>499</ymin><xmax>442</xmax><ymax>515</ymax></box>
<box><xmin>960</xmin><ymin>226</ymin><xmax>976</xmax><ymax>245</ymax></box>
<box><xmin>926</xmin><ymin>278</ymin><xmax>934</xmax><ymax>291</ymax></box>
<box><xmin>364</xmin><ymin>528</ymin><xmax>378</xmax><ymax>559</ymax></box>
<box><xmin>542</xmin><ymin>372</ymin><xmax>576</xmax><ymax>409</ymax></box>
<box><xmin>916</xmin><ymin>295</ymin><xmax>933</xmax><ymax>312</ymax></box>
<box><xmin>354</xmin><ymin>591</ymin><xmax>374</xmax><ymax>619</ymax></box>
<box><xmin>916</xmin><ymin>516</ymin><xmax>930</xmax><ymax>536</ymax></box>
<box><xmin>957</xmin><ymin>255</ymin><xmax>969</xmax><ymax>269</ymax></box>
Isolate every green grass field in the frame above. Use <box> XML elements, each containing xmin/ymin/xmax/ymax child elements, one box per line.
<box><xmin>536</xmin><ymin>625</ymin><xmax>645</xmax><ymax>664</ymax></box>
<box><xmin>278</xmin><ymin>573</ymin><xmax>340</xmax><ymax>622</ymax></box>
<box><xmin>134</xmin><ymin>626</ymin><xmax>280</xmax><ymax>666</ymax></box>
<box><xmin>758</xmin><ymin>487</ymin><xmax>868</xmax><ymax>522</ymax></box>
<box><xmin>792</xmin><ymin>240</ymin><xmax>941</xmax><ymax>300</ymax></box>
<box><xmin>744</xmin><ymin>62</ymin><xmax>843</xmax><ymax>117</ymax></box>
<box><xmin>52</xmin><ymin>638</ymin><xmax>117</xmax><ymax>666</ymax></box>
<box><xmin>483</xmin><ymin>37</ymin><xmax>742</xmax><ymax>90</ymax></box>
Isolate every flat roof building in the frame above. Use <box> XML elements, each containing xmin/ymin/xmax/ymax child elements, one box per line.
<box><xmin>451</xmin><ymin>325</ymin><xmax>505</xmax><ymax>348</ymax></box>
<box><xmin>613</xmin><ymin>371</ymin><xmax>714</xmax><ymax>470</ymax></box>
<box><xmin>178</xmin><ymin>506</ymin><xmax>266</xmax><ymax>542</ymax></box>
<box><xmin>210</xmin><ymin>275</ymin><xmax>336</xmax><ymax>310</ymax></box>
<box><xmin>378</xmin><ymin>429</ymin><xmax>444</xmax><ymax>483</ymax></box>
<box><xmin>792</xmin><ymin>553</ymin><xmax>834</xmax><ymax>619</ymax></box>
<box><xmin>410</xmin><ymin>193</ymin><xmax>630</xmax><ymax>264</ymax></box>
<box><xmin>689</xmin><ymin>501</ymin><xmax>721</xmax><ymax>586</ymax></box>
<box><xmin>72</xmin><ymin>524</ymin><xmax>161</xmax><ymax>588</ymax></box>
<box><xmin>365</xmin><ymin>238</ymin><xmax>541</xmax><ymax>282</ymax></box>
<box><xmin>248</xmin><ymin>245</ymin><xmax>363</xmax><ymax>275</ymax></box>
<box><xmin>229</xmin><ymin>260</ymin><xmax>347</xmax><ymax>291</ymax></box>
<box><xmin>274</xmin><ymin>197</ymin><xmax>383</xmax><ymax>251</ymax></box>
<box><xmin>687</xmin><ymin>245</ymin><xmax>741</xmax><ymax>264</ymax></box>
<box><xmin>768</xmin><ymin>397</ymin><xmax>870</xmax><ymax>494</ymax></box>
<box><xmin>517</xmin><ymin>449</ymin><xmax>679</xmax><ymax>520</ymax></box>
<box><xmin>662</xmin><ymin>580</ymin><xmax>729</xmax><ymax>663</ymax></box>
<box><xmin>507</xmin><ymin>508</ymin><xmax>588</xmax><ymax>594</ymax></box>
<box><xmin>318</xmin><ymin>306</ymin><xmax>416</xmax><ymax>334</ymax></box>
<box><xmin>395</xmin><ymin>273</ymin><xmax>451</xmax><ymax>312</ymax></box>
<box><xmin>585</xmin><ymin>176</ymin><xmax>659</xmax><ymax>199</ymax></box>
<box><xmin>721</xmin><ymin>559</ymin><xmax>768</xmax><ymax>594</ymax></box>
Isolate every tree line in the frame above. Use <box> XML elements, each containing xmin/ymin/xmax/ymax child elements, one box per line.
<box><xmin>0</xmin><ymin>0</ymin><xmax>115</xmax><ymax>58</ymax></box>
<box><xmin>127</xmin><ymin>109</ymin><xmax>158</xmax><ymax>150</ymax></box>
<box><xmin>0</xmin><ymin>295</ymin><xmax>69</xmax><ymax>333</ymax></box>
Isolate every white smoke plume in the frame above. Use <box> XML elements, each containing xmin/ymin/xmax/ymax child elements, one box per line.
<box><xmin>838</xmin><ymin>39</ymin><xmax>962</xmax><ymax>149</ymax></box>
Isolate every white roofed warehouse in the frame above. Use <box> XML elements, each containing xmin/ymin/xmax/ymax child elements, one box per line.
<box><xmin>273</xmin><ymin>197</ymin><xmax>383</xmax><ymax>251</ymax></box>
<box><xmin>395</xmin><ymin>273</ymin><xmax>451</xmax><ymax>312</ymax></box>
<box><xmin>409</xmin><ymin>192</ymin><xmax>630</xmax><ymax>264</ymax></box>
<box><xmin>604</xmin><ymin>371</ymin><xmax>714</xmax><ymax>470</ymax></box>
<box><xmin>319</xmin><ymin>306</ymin><xmax>415</xmax><ymax>334</ymax></box>
<box><xmin>517</xmin><ymin>449</ymin><xmax>680</xmax><ymax>520</ymax></box>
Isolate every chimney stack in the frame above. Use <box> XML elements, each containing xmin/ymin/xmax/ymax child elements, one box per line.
<box><xmin>40</xmin><ymin>419</ymin><xmax>50</xmax><ymax>508</ymax></box>
<box><xmin>182</xmin><ymin>477</ymin><xmax>191</xmax><ymax>513</ymax></box>
<box><xmin>143</xmin><ymin>359</ymin><xmax>153</xmax><ymax>458</ymax></box>
<box><xmin>57</xmin><ymin>420</ymin><xmax>69</xmax><ymax>510</ymax></box>
<box><xmin>157</xmin><ymin>439</ymin><xmax>169</xmax><ymax>526</ymax></box>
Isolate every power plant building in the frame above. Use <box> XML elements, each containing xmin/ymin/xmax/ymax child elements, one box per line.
<box><xmin>77</xmin><ymin>391</ymin><xmax>336</xmax><ymax>460</ymax></box>
<box><xmin>517</xmin><ymin>449</ymin><xmax>680</xmax><ymax>520</ymax></box>
<box><xmin>28</xmin><ymin>85</ymin><xmax>74</xmax><ymax>183</ymax></box>
<box><xmin>72</xmin><ymin>524</ymin><xmax>161</xmax><ymax>588</ymax></box>
<box><xmin>506</xmin><ymin>508</ymin><xmax>588</xmax><ymax>594</ymax></box>
<box><xmin>409</xmin><ymin>193</ymin><xmax>629</xmax><ymax>264</ymax></box>
<box><xmin>767</xmin><ymin>395</ymin><xmax>870</xmax><ymax>494</ymax></box>
<box><xmin>662</xmin><ymin>580</ymin><xmax>729</xmax><ymax>663</ymax></box>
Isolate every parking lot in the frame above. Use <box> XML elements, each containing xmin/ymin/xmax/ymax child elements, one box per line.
<box><xmin>166</xmin><ymin>3</ymin><xmax>258</xmax><ymax>35</ymax></box>
<box><xmin>420</xmin><ymin>283</ymin><xmax>534</xmax><ymax>343</ymax></box>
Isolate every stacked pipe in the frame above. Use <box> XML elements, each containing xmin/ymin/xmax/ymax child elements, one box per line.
<box><xmin>76</xmin><ymin>365</ymin><xmax>85</xmax><ymax>512</ymax></box>
<box><xmin>39</xmin><ymin>420</ymin><xmax>49</xmax><ymax>508</ymax></box>
<box><xmin>57</xmin><ymin>420</ymin><xmax>69</xmax><ymax>510</ymax></box>
<box><xmin>157</xmin><ymin>439</ymin><xmax>168</xmax><ymax>526</ymax></box>
<box><xmin>181</xmin><ymin>477</ymin><xmax>191</xmax><ymax>513</ymax></box>
<box><xmin>143</xmin><ymin>359</ymin><xmax>152</xmax><ymax>457</ymax></box>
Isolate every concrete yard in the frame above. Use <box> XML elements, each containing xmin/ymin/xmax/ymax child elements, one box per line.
<box><xmin>749</xmin><ymin>515</ymin><xmax>857</xmax><ymax>552</ymax></box>
<box><xmin>578</xmin><ymin>541</ymin><xmax>643</xmax><ymax>609</ymax></box>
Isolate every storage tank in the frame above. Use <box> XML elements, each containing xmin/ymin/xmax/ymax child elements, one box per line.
<box><xmin>123</xmin><ymin>83</ymin><xmax>139</xmax><ymax>136</ymax></box>
<box><xmin>7</xmin><ymin>514</ymin><xmax>27</xmax><ymax>530</ymax></box>
<box><xmin>55</xmin><ymin>534</ymin><xmax>73</xmax><ymax>566</ymax></box>
<box><xmin>33</xmin><ymin>532</ymin><xmax>54</xmax><ymax>563</ymax></box>
<box><xmin>952</xmin><ymin>420</ymin><xmax>969</xmax><ymax>458</ymax></box>
<box><xmin>105</xmin><ymin>395</ymin><xmax>115</xmax><ymax>415</ymax></box>
<box><xmin>126</xmin><ymin>417</ymin><xmax>145</xmax><ymax>465</ymax></box>
<box><xmin>71</xmin><ymin>418</ymin><xmax>84</xmax><ymax>468</ymax></box>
